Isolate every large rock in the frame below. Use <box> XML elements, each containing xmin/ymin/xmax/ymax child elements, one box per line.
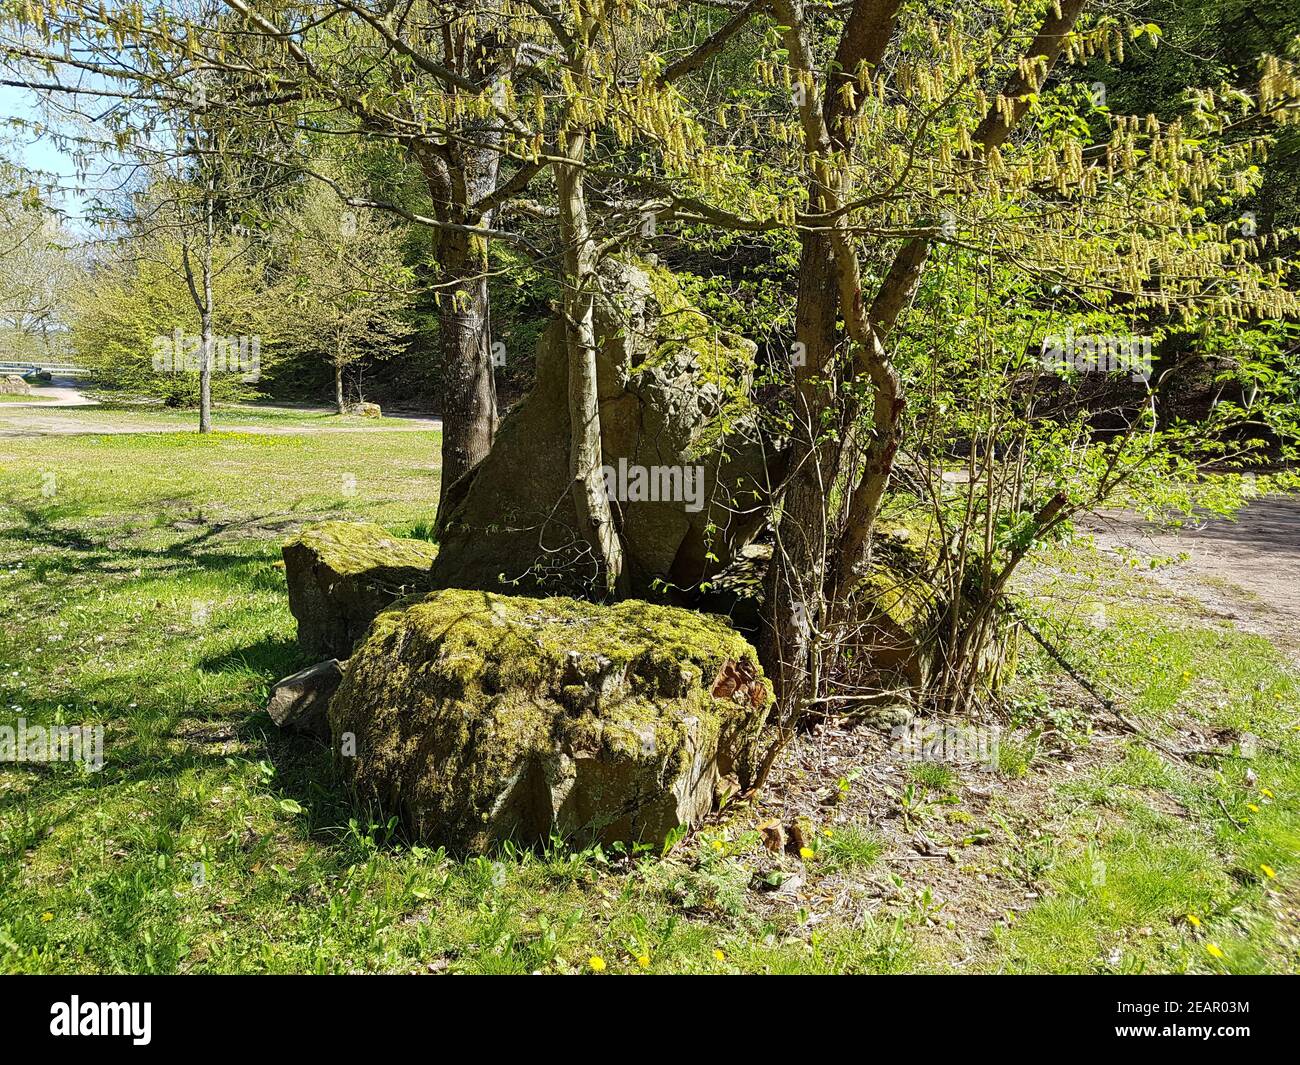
<box><xmin>0</xmin><ymin>374</ymin><xmax>31</xmax><ymax>395</ymax></box>
<box><xmin>282</xmin><ymin>521</ymin><xmax>437</xmax><ymax>658</ymax></box>
<box><xmin>328</xmin><ymin>588</ymin><xmax>773</xmax><ymax>853</ymax></box>
<box><xmin>854</xmin><ymin>513</ymin><xmax>944</xmax><ymax>688</ymax></box>
<box><xmin>431</xmin><ymin>259</ymin><xmax>773</xmax><ymax>599</ymax></box>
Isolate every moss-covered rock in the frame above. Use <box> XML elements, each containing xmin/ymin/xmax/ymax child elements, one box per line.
<box><xmin>853</xmin><ymin>502</ymin><xmax>1015</xmax><ymax>700</ymax></box>
<box><xmin>328</xmin><ymin>589</ymin><xmax>773</xmax><ymax>853</ymax></box>
<box><xmin>855</xmin><ymin>510</ymin><xmax>945</xmax><ymax>687</ymax></box>
<box><xmin>430</xmin><ymin>258</ymin><xmax>774</xmax><ymax>599</ymax></box>
<box><xmin>282</xmin><ymin>521</ymin><xmax>438</xmax><ymax>658</ymax></box>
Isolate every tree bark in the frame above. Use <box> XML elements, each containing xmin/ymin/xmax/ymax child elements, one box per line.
<box><xmin>198</xmin><ymin>227</ymin><xmax>214</xmax><ymax>435</ymax></box>
<box><xmin>556</xmin><ymin>129</ymin><xmax>625</xmax><ymax>598</ymax></box>
<box><xmin>758</xmin><ymin>230</ymin><xmax>839</xmax><ymax>716</ymax></box>
<box><xmin>334</xmin><ymin>360</ymin><xmax>345</xmax><ymax>414</ymax></box>
<box><xmin>420</xmin><ymin>141</ymin><xmax>500</xmax><ymax>529</ymax></box>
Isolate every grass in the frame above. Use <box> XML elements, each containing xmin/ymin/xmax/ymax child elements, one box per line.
<box><xmin>0</xmin><ymin>392</ymin><xmax>54</xmax><ymax>403</ymax></box>
<box><xmin>0</xmin><ymin>405</ymin><xmax>1296</xmax><ymax>973</ymax></box>
<box><xmin>985</xmin><ymin>577</ymin><xmax>1300</xmax><ymax>973</ymax></box>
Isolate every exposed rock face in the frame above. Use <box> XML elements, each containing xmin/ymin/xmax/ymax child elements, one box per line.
<box><xmin>267</xmin><ymin>659</ymin><xmax>345</xmax><ymax>737</ymax></box>
<box><xmin>328</xmin><ymin>588</ymin><xmax>773</xmax><ymax>853</ymax></box>
<box><xmin>0</xmin><ymin>374</ymin><xmax>31</xmax><ymax>395</ymax></box>
<box><xmin>282</xmin><ymin>521</ymin><xmax>437</xmax><ymax>658</ymax></box>
<box><xmin>430</xmin><ymin>259</ymin><xmax>773</xmax><ymax>599</ymax></box>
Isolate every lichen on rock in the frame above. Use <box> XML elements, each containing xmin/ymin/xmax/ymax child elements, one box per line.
<box><xmin>282</xmin><ymin>521</ymin><xmax>438</xmax><ymax>659</ymax></box>
<box><xmin>430</xmin><ymin>258</ymin><xmax>774</xmax><ymax>599</ymax></box>
<box><xmin>328</xmin><ymin>588</ymin><xmax>773</xmax><ymax>853</ymax></box>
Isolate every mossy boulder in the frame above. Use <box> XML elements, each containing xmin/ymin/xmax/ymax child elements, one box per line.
<box><xmin>328</xmin><ymin>589</ymin><xmax>773</xmax><ymax>853</ymax></box>
<box><xmin>855</xmin><ymin>512</ymin><xmax>945</xmax><ymax>687</ymax></box>
<box><xmin>853</xmin><ymin>503</ymin><xmax>1015</xmax><ymax>699</ymax></box>
<box><xmin>282</xmin><ymin>521</ymin><xmax>438</xmax><ymax>658</ymax></box>
<box><xmin>431</xmin><ymin>258</ymin><xmax>773</xmax><ymax>599</ymax></box>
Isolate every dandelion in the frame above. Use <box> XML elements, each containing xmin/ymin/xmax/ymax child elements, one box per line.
<box><xmin>1261</xmin><ymin>787</ymin><xmax>1275</xmax><ymax>798</ymax></box>
<box><xmin>40</xmin><ymin>912</ymin><xmax>53</xmax><ymax>922</ymax></box>
<box><xmin>588</xmin><ymin>955</ymin><xmax>606</xmax><ymax>972</ymax></box>
<box><xmin>636</xmin><ymin>954</ymin><xmax>650</xmax><ymax>969</ymax></box>
<box><xmin>713</xmin><ymin>949</ymin><xmax>726</xmax><ymax>962</ymax></box>
<box><xmin>1260</xmin><ymin>864</ymin><xmax>1276</xmax><ymax>879</ymax></box>
<box><xmin>799</xmin><ymin>846</ymin><xmax>815</xmax><ymax>860</ymax></box>
<box><xmin>1247</xmin><ymin>803</ymin><xmax>1260</xmax><ymax>812</ymax></box>
<box><xmin>822</xmin><ymin>827</ymin><xmax>834</xmax><ymax>838</ymax></box>
<box><xmin>1205</xmin><ymin>943</ymin><xmax>1225</xmax><ymax>960</ymax></box>
<box><xmin>710</xmin><ymin>839</ymin><xmax>724</xmax><ymax>852</ymax></box>
<box><xmin>1186</xmin><ymin>913</ymin><xmax>1201</xmax><ymax>928</ymax></box>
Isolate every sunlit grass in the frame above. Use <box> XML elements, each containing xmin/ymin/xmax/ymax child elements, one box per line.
<box><xmin>1</xmin><ymin>410</ymin><xmax>1296</xmax><ymax>973</ymax></box>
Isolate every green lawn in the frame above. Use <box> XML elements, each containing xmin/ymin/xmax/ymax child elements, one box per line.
<box><xmin>0</xmin><ymin>409</ymin><xmax>1295</xmax><ymax>973</ymax></box>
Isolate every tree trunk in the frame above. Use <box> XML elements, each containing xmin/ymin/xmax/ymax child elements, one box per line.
<box><xmin>557</xmin><ymin>130</ymin><xmax>624</xmax><ymax>598</ymax></box>
<box><xmin>198</xmin><ymin>312</ymin><xmax>212</xmax><ymax>434</ymax></box>
<box><xmin>758</xmin><ymin>230</ymin><xmax>840</xmax><ymax>727</ymax></box>
<box><xmin>435</xmin><ymin>231</ymin><xmax>497</xmax><ymax>483</ymax></box>
<box><xmin>334</xmin><ymin>361</ymin><xmax>345</xmax><ymax>415</ymax></box>
<box><xmin>198</xmin><ymin>252</ymin><xmax>213</xmax><ymax>435</ymax></box>
<box><xmin>419</xmin><ymin>140</ymin><xmax>501</xmax><ymax>530</ymax></box>
<box><xmin>197</xmin><ymin>176</ymin><xmax>215</xmax><ymax>435</ymax></box>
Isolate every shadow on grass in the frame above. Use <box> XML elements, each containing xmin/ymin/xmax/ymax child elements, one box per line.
<box><xmin>199</xmin><ymin>634</ymin><xmax>304</xmax><ymax>682</ymax></box>
<box><xmin>0</xmin><ymin>502</ymin><xmax>427</xmax><ymax>857</ymax></box>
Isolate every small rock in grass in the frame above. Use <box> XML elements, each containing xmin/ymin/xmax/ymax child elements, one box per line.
<box><xmin>267</xmin><ymin>659</ymin><xmax>346</xmax><ymax>737</ymax></box>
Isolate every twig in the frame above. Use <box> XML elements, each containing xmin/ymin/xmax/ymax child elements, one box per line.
<box><xmin>1217</xmin><ymin>797</ymin><xmax>1247</xmax><ymax>830</ymax></box>
<box><xmin>1007</xmin><ymin>601</ymin><xmax>1117</xmax><ymax>712</ymax></box>
<box><xmin>1008</xmin><ymin>601</ymin><xmax>1183</xmax><ymax>757</ymax></box>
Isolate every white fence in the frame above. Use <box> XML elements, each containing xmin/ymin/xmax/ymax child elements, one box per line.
<box><xmin>0</xmin><ymin>362</ymin><xmax>88</xmax><ymax>376</ymax></box>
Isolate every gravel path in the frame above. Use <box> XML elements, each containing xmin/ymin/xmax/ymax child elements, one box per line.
<box><xmin>0</xmin><ymin>377</ymin><xmax>442</xmax><ymax>436</ymax></box>
<box><xmin>1085</xmin><ymin>495</ymin><xmax>1300</xmax><ymax>663</ymax></box>
<box><xmin>0</xmin><ymin>375</ymin><xmax>99</xmax><ymax>407</ymax></box>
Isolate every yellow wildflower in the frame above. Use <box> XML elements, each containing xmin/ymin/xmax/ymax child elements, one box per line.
<box><xmin>1260</xmin><ymin>864</ymin><xmax>1276</xmax><ymax>879</ymax></box>
<box><xmin>589</xmin><ymin>955</ymin><xmax>606</xmax><ymax>972</ymax></box>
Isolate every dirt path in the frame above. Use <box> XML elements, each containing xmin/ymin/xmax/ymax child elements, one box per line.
<box><xmin>1084</xmin><ymin>495</ymin><xmax>1300</xmax><ymax>663</ymax></box>
<box><xmin>0</xmin><ymin>410</ymin><xmax>443</xmax><ymax>436</ymax></box>
<box><xmin>0</xmin><ymin>376</ymin><xmax>442</xmax><ymax>436</ymax></box>
<box><xmin>0</xmin><ymin>375</ymin><xmax>98</xmax><ymax>408</ymax></box>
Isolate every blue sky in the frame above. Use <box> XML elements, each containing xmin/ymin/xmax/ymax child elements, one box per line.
<box><xmin>1</xmin><ymin>81</ymin><xmax>94</xmax><ymax>221</ymax></box>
